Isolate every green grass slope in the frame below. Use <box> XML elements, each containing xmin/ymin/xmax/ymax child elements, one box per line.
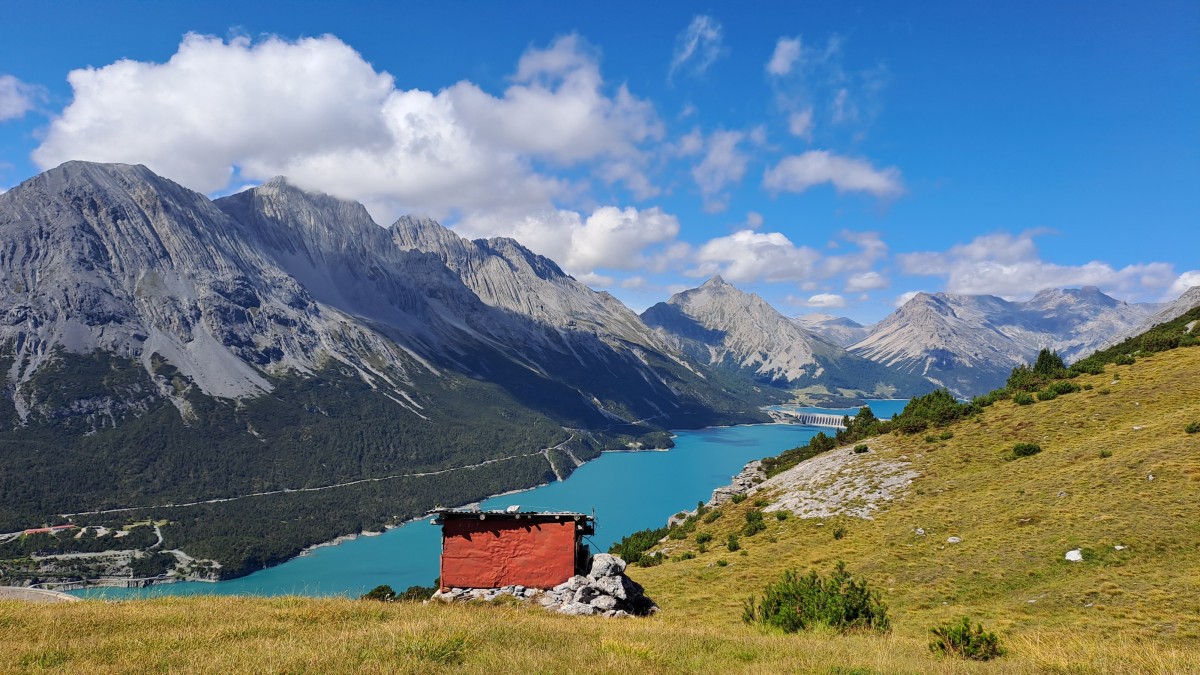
<box><xmin>2</xmin><ymin>346</ymin><xmax>1198</xmax><ymax>673</ymax></box>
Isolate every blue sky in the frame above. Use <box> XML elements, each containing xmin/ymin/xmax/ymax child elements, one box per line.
<box><xmin>2</xmin><ymin>1</ymin><xmax>1197</xmax><ymax>321</ymax></box>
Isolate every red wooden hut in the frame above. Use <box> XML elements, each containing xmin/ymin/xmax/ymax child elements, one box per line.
<box><xmin>433</xmin><ymin>509</ymin><xmax>595</xmax><ymax>590</ymax></box>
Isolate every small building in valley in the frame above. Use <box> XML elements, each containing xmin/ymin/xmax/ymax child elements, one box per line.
<box><xmin>433</xmin><ymin>509</ymin><xmax>594</xmax><ymax>590</ymax></box>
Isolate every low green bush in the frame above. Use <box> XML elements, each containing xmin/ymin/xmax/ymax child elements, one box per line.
<box><xmin>695</xmin><ymin>532</ymin><xmax>713</xmax><ymax>546</ymax></box>
<box><xmin>703</xmin><ymin>510</ymin><xmax>723</xmax><ymax>523</ymax></box>
<box><xmin>1098</xmin><ymin>449</ymin><xmax>1113</xmax><ymax>458</ymax></box>
<box><xmin>726</xmin><ymin>534</ymin><xmax>740</xmax><ymax>552</ymax></box>
<box><xmin>774</xmin><ymin>511</ymin><xmax>789</xmax><ymax>521</ymax></box>
<box><xmin>1013</xmin><ymin>392</ymin><xmax>1035</xmax><ymax>406</ymax></box>
<box><xmin>1114</xmin><ymin>354</ymin><xmax>1135</xmax><ymax>366</ymax></box>
<box><xmin>743</xmin><ymin>510</ymin><xmax>767</xmax><ymax>537</ymax></box>
<box><xmin>929</xmin><ymin>617</ymin><xmax>1004</xmax><ymax>661</ymax></box>
<box><xmin>609</xmin><ymin>525</ymin><xmax>668</xmax><ymax>564</ymax></box>
<box><xmin>1011</xmin><ymin>442</ymin><xmax>1042</xmax><ymax>458</ymax></box>
<box><xmin>832</xmin><ymin>525</ymin><xmax>846</xmax><ymax>540</ymax></box>
<box><xmin>716</xmin><ymin>559</ymin><xmax>728</xmax><ymax>567</ymax></box>
<box><xmin>1186</xmin><ymin>422</ymin><xmax>1200</xmax><ymax>434</ymax></box>
<box><xmin>924</xmin><ymin>435</ymin><xmax>938</xmax><ymax>443</ymax></box>
<box><xmin>362</xmin><ymin>584</ymin><xmax>397</xmax><ymax>602</ymax></box>
<box><xmin>639</xmin><ymin>552</ymin><xmax>665</xmax><ymax>567</ymax></box>
<box><xmin>1048</xmin><ymin>380</ymin><xmax>1081</xmax><ymax>395</ymax></box>
<box><xmin>754</xmin><ymin>498</ymin><xmax>770</xmax><ymax>507</ymax></box>
<box><xmin>1069</xmin><ymin>360</ymin><xmax>1105</xmax><ymax>376</ymax></box>
<box><xmin>1036</xmin><ymin>389</ymin><xmax>1058</xmax><ymax>401</ymax></box>
<box><xmin>677</xmin><ymin>551</ymin><xmax>696</xmax><ymax>561</ymax></box>
<box><xmin>397</xmin><ymin>584</ymin><xmax>438</xmax><ymax>601</ymax></box>
<box><xmin>730</xmin><ymin>493</ymin><xmax>747</xmax><ymax>504</ymax></box>
<box><xmin>742</xmin><ymin>561</ymin><xmax>890</xmax><ymax>633</ymax></box>
<box><xmin>939</xmin><ymin>431</ymin><xmax>953</xmax><ymax>440</ymax></box>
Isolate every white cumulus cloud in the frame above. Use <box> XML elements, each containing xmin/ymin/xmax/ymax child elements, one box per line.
<box><xmin>797</xmin><ymin>293</ymin><xmax>846</xmax><ymax>308</ymax></box>
<box><xmin>763</xmin><ymin>150</ymin><xmax>903</xmax><ymax>198</ymax></box>
<box><xmin>845</xmin><ymin>271</ymin><xmax>889</xmax><ymax>292</ymax></box>
<box><xmin>767</xmin><ymin>37</ymin><xmax>802</xmax><ymax>76</ymax></box>
<box><xmin>1168</xmin><ymin>270</ymin><xmax>1200</xmax><ymax>297</ymax></box>
<box><xmin>894</xmin><ymin>290</ymin><xmax>921</xmax><ymax>307</ymax></box>
<box><xmin>690</xmin><ymin>228</ymin><xmax>888</xmax><ymax>287</ymax></box>
<box><xmin>456</xmin><ymin>205</ymin><xmax>681</xmax><ymax>278</ymax></box>
<box><xmin>691</xmin><ymin>230</ymin><xmax>822</xmax><ymax>283</ymax></box>
<box><xmin>669</xmin><ymin>15</ymin><xmax>724</xmax><ymax>80</ymax></box>
<box><xmin>897</xmin><ymin>231</ymin><xmax>1180</xmax><ymax>301</ymax></box>
<box><xmin>0</xmin><ymin>75</ymin><xmax>40</xmax><ymax>121</ymax></box>
<box><xmin>691</xmin><ymin>129</ymin><xmax>749</xmax><ymax>212</ymax></box>
<box><xmin>33</xmin><ymin>33</ymin><xmax>661</xmax><ymax>223</ymax></box>
<box><xmin>787</xmin><ymin>108</ymin><xmax>814</xmax><ymax>140</ymax></box>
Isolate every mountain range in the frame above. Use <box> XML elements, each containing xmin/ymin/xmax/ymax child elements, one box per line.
<box><xmin>641</xmin><ymin>277</ymin><xmax>932</xmax><ymax>403</ymax></box>
<box><xmin>846</xmin><ymin>287</ymin><xmax>1161</xmax><ymax>397</ymax></box>
<box><xmin>0</xmin><ymin>162</ymin><xmax>772</xmax><ymax>573</ymax></box>
<box><xmin>0</xmin><ymin>160</ymin><xmax>1193</xmax><ymax>575</ymax></box>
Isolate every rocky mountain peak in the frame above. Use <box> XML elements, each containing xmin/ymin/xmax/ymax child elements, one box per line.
<box><xmin>850</xmin><ymin>287</ymin><xmax>1157</xmax><ymax>397</ymax></box>
<box><xmin>643</xmin><ymin>277</ymin><xmax>931</xmax><ymax>399</ymax></box>
<box><xmin>1026</xmin><ymin>286</ymin><xmax>1119</xmax><ymax>310</ymax></box>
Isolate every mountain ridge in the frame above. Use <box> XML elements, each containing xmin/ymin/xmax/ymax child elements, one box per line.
<box><xmin>0</xmin><ymin>161</ymin><xmax>769</xmax><ymax>576</ymax></box>
<box><xmin>642</xmin><ymin>276</ymin><xmax>933</xmax><ymax>403</ymax></box>
<box><xmin>848</xmin><ymin>288</ymin><xmax>1157</xmax><ymax>397</ymax></box>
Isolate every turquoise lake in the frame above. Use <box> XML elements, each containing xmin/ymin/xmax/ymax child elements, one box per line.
<box><xmin>76</xmin><ymin>400</ymin><xmax>906</xmax><ymax>600</ymax></box>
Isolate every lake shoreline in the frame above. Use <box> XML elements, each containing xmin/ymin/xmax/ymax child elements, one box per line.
<box><xmin>68</xmin><ymin>405</ymin><xmax>905</xmax><ymax>599</ymax></box>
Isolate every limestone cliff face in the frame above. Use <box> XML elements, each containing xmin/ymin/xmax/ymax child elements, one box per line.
<box><xmin>1100</xmin><ymin>286</ymin><xmax>1200</xmax><ymax>349</ymax></box>
<box><xmin>641</xmin><ymin>276</ymin><xmax>932</xmax><ymax>399</ymax></box>
<box><xmin>390</xmin><ymin>215</ymin><xmax>664</xmax><ymax>350</ymax></box>
<box><xmin>0</xmin><ymin>161</ymin><xmax>759</xmax><ymax>430</ymax></box>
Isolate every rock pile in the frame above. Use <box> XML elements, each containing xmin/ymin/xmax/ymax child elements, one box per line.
<box><xmin>431</xmin><ymin>554</ymin><xmax>657</xmax><ymax>618</ymax></box>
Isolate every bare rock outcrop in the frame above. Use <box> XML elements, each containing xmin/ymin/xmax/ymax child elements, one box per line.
<box><xmin>431</xmin><ymin>553</ymin><xmax>656</xmax><ymax>617</ymax></box>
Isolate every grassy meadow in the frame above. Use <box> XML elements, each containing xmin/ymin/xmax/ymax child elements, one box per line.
<box><xmin>3</xmin><ymin>347</ymin><xmax>1199</xmax><ymax>673</ymax></box>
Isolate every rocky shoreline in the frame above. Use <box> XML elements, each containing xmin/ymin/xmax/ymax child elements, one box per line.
<box><xmin>668</xmin><ymin>459</ymin><xmax>766</xmax><ymax>526</ymax></box>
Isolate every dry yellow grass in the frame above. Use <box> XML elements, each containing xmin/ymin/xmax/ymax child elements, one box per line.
<box><xmin>3</xmin><ymin>348</ymin><xmax>1200</xmax><ymax>673</ymax></box>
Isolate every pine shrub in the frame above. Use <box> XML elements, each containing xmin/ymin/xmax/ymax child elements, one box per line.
<box><xmin>362</xmin><ymin>584</ymin><xmax>397</xmax><ymax>602</ymax></box>
<box><xmin>1011</xmin><ymin>442</ymin><xmax>1042</xmax><ymax>458</ymax></box>
<box><xmin>1013</xmin><ymin>392</ymin><xmax>1035</xmax><ymax>406</ymax></box>
<box><xmin>1186</xmin><ymin>422</ymin><xmax>1200</xmax><ymax>434</ymax></box>
<box><xmin>743</xmin><ymin>510</ymin><xmax>767</xmax><ymax>537</ymax></box>
<box><xmin>929</xmin><ymin>617</ymin><xmax>1004</xmax><ymax>660</ymax></box>
<box><xmin>742</xmin><ymin>561</ymin><xmax>890</xmax><ymax>633</ymax></box>
<box><xmin>1036</xmin><ymin>389</ymin><xmax>1058</xmax><ymax>401</ymax></box>
<box><xmin>1048</xmin><ymin>380</ymin><xmax>1081</xmax><ymax>395</ymax></box>
<box><xmin>726</xmin><ymin>534</ymin><xmax>740</xmax><ymax>552</ymax></box>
